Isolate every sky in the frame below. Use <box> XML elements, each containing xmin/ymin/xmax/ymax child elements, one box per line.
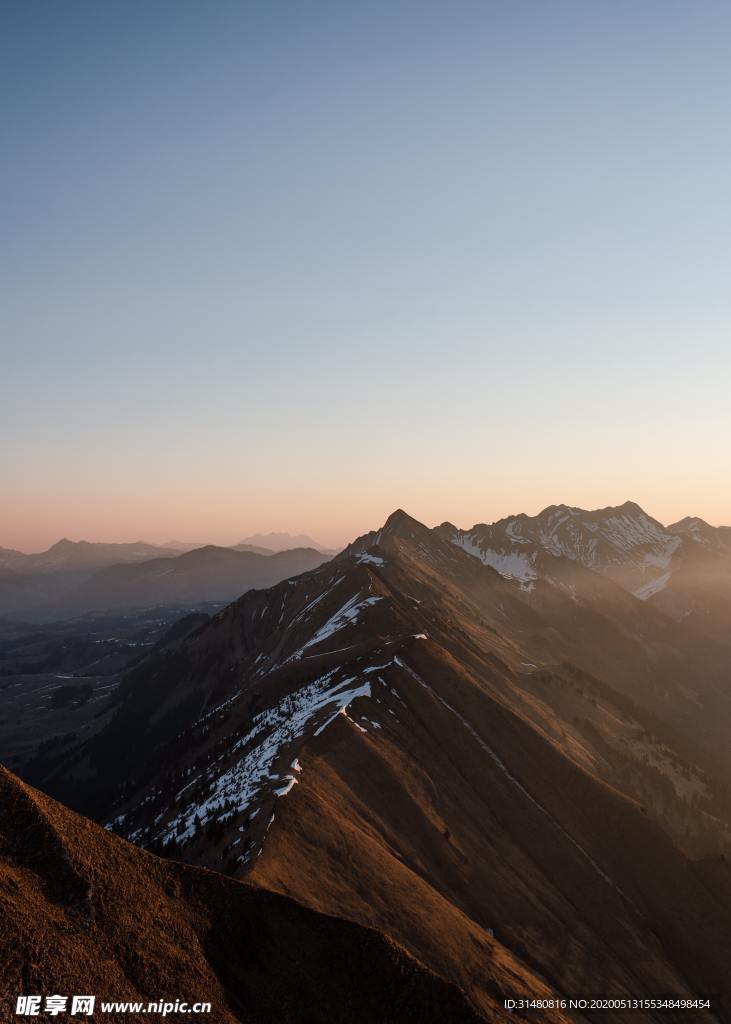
<box><xmin>2</xmin><ymin>0</ymin><xmax>730</xmax><ymax>552</ymax></box>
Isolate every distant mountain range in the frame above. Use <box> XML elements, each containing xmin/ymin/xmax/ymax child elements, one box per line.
<box><xmin>73</xmin><ymin>545</ymin><xmax>330</xmax><ymax>611</ymax></box>
<box><xmin>239</xmin><ymin>531</ymin><xmax>338</xmax><ymax>555</ymax></box>
<box><xmin>162</xmin><ymin>539</ymin><xmax>208</xmax><ymax>552</ymax></box>
<box><xmin>0</xmin><ymin>538</ymin><xmax>178</xmax><ymax>574</ymax></box>
<box><xmin>2</xmin><ymin>505</ymin><xmax>730</xmax><ymax>637</ymax></box>
<box><xmin>24</xmin><ymin>502</ymin><xmax>731</xmax><ymax>1017</ymax></box>
<box><xmin>0</xmin><ymin>539</ymin><xmax>332</xmax><ymax>620</ymax></box>
<box><xmin>0</xmin><ymin>532</ymin><xmax>335</xmax><ymax>570</ymax></box>
<box><xmin>230</xmin><ymin>542</ymin><xmax>279</xmax><ymax>556</ymax></box>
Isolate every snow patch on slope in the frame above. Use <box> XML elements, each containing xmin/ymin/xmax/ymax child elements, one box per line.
<box><xmin>288</xmin><ymin>594</ymin><xmax>383</xmax><ymax>660</ymax></box>
<box><xmin>633</xmin><ymin>571</ymin><xmax>671</xmax><ymax>600</ymax></box>
<box><xmin>499</xmin><ymin>506</ymin><xmax>681</xmax><ymax>572</ymax></box>
<box><xmin>153</xmin><ymin>670</ymin><xmax>373</xmax><ymax>844</ymax></box>
<box><xmin>357</xmin><ymin>552</ymin><xmax>385</xmax><ymax>566</ymax></box>
<box><xmin>452</xmin><ymin>534</ymin><xmax>537</xmax><ymax>586</ymax></box>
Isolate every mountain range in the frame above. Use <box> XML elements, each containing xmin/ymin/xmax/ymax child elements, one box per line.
<box><xmin>0</xmin><ymin>539</ymin><xmax>331</xmax><ymax>621</ymax></box>
<box><xmin>71</xmin><ymin>545</ymin><xmax>330</xmax><ymax>612</ymax></box>
<box><xmin>440</xmin><ymin>501</ymin><xmax>731</xmax><ymax>641</ymax></box>
<box><xmin>238</xmin><ymin>532</ymin><xmax>336</xmax><ymax>554</ymax></box>
<box><xmin>14</xmin><ymin>501</ymin><xmax>731</xmax><ymax>1021</ymax></box>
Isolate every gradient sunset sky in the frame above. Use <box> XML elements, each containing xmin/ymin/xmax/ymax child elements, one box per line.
<box><xmin>3</xmin><ymin>1</ymin><xmax>730</xmax><ymax>552</ymax></box>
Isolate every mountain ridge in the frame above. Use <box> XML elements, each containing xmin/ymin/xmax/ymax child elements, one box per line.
<box><xmin>0</xmin><ymin>763</ymin><xmax>484</xmax><ymax>1023</ymax></box>
<box><xmin>25</xmin><ymin>507</ymin><xmax>731</xmax><ymax>1018</ymax></box>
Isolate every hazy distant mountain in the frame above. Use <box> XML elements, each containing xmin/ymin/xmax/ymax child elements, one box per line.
<box><xmin>0</xmin><ymin>540</ymin><xmax>181</xmax><ymax>620</ymax></box>
<box><xmin>1</xmin><ymin>538</ymin><xmax>177</xmax><ymax>574</ymax></box>
<box><xmin>71</xmin><ymin>544</ymin><xmax>331</xmax><ymax>612</ymax></box>
<box><xmin>230</xmin><ymin>542</ymin><xmax>275</xmax><ymax>556</ymax></box>
<box><xmin>0</xmin><ymin>547</ymin><xmax>27</xmax><ymax>572</ymax></box>
<box><xmin>165</xmin><ymin>540</ymin><xmax>291</xmax><ymax>556</ymax></box>
<box><xmin>0</xmin><ymin>540</ymin><xmax>332</xmax><ymax>621</ymax></box>
<box><xmin>239</xmin><ymin>531</ymin><xmax>336</xmax><ymax>554</ymax></box>
<box><xmin>32</xmin><ymin>508</ymin><xmax>731</xmax><ymax>1014</ymax></box>
<box><xmin>668</xmin><ymin>516</ymin><xmax>731</xmax><ymax>551</ymax></box>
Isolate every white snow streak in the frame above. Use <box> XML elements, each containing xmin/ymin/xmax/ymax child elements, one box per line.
<box><xmin>452</xmin><ymin>535</ymin><xmax>537</xmax><ymax>585</ymax></box>
<box><xmin>633</xmin><ymin>571</ymin><xmax>671</xmax><ymax>600</ymax></box>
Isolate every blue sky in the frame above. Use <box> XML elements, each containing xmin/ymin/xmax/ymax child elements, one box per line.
<box><xmin>2</xmin><ymin>1</ymin><xmax>730</xmax><ymax>549</ymax></box>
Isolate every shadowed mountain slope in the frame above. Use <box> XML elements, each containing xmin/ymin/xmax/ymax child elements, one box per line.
<box><xmin>0</xmin><ymin>764</ymin><xmax>484</xmax><ymax>1024</ymax></box>
<box><xmin>70</xmin><ymin>545</ymin><xmax>331</xmax><ymax>613</ymax></box>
